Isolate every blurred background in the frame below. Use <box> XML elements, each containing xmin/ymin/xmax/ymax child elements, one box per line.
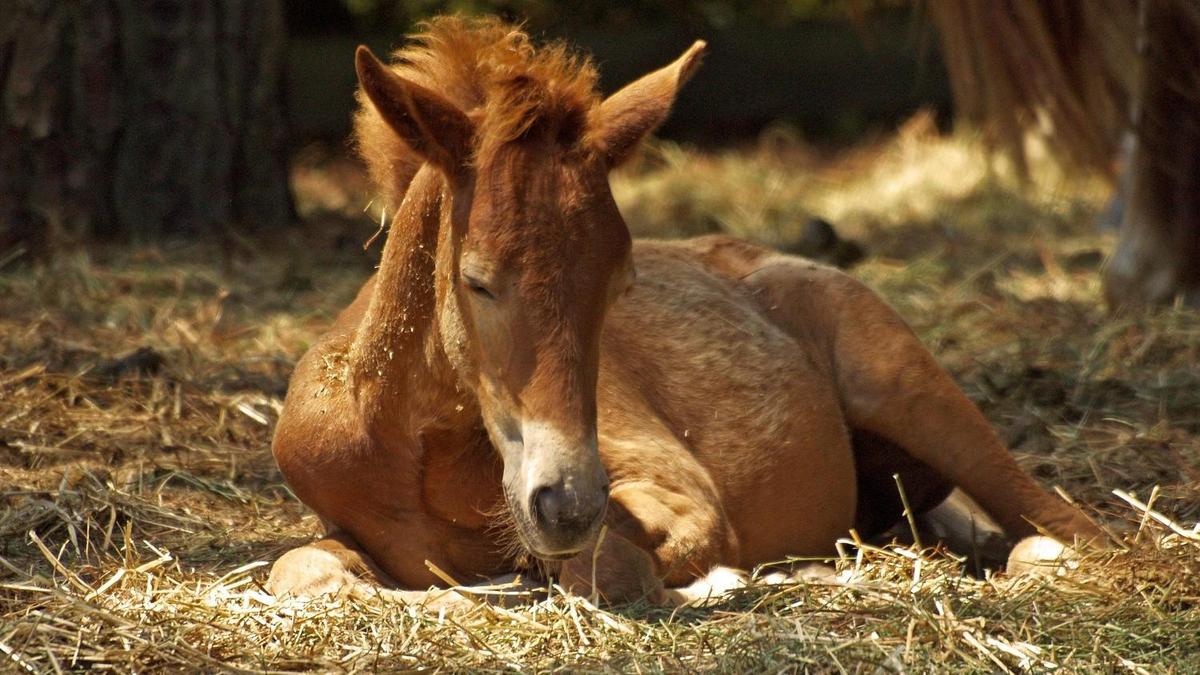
<box><xmin>284</xmin><ymin>0</ymin><xmax>952</xmax><ymax>146</ymax></box>
<box><xmin>1</xmin><ymin>0</ymin><xmax>956</xmax><ymax>244</ymax></box>
<box><xmin>4</xmin><ymin>0</ymin><xmax>1190</xmax><ymax>296</ymax></box>
<box><xmin>3</xmin><ymin>0</ymin><xmax>1195</xmax><ymax>306</ymax></box>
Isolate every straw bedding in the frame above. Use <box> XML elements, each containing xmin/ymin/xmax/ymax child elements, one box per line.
<box><xmin>2</xmin><ymin>128</ymin><xmax>1198</xmax><ymax>672</ymax></box>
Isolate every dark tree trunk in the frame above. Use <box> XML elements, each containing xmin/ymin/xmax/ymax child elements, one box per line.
<box><xmin>927</xmin><ymin>0</ymin><xmax>1200</xmax><ymax>307</ymax></box>
<box><xmin>1</xmin><ymin>0</ymin><xmax>290</xmax><ymax>250</ymax></box>
<box><xmin>1104</xmin><ymin>0</ymin><xmax>1200</xmax><ymax>308</ymax></box>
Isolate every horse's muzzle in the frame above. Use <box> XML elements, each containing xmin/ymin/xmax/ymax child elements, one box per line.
<box><xmin>524</xmin><ymin>478</ymin><xmax>609</xmax><ymax>558</ymax></box>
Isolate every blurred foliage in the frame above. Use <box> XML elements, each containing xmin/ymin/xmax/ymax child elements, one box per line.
<box><xmin>288</xmin><ymin>0</ymin><xmax>908</xmax><ymax>35</ymax></box>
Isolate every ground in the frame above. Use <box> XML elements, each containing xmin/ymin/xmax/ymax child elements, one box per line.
<box><xmin>2</xmin><ymin>120</ymin><xmax>1198</xmax><ymax>672</ymax></box>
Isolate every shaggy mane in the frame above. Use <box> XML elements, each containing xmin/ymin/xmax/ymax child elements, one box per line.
<box><xmin>354</xmin><ymin>16</ymin><xmax>602</xmax><ymax>208</ymax></box>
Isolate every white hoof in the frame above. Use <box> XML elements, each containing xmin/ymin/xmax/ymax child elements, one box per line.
<box><xmin>667</xmin><ymin>566</ymin><xmax>748</xmax><ymax>605</ymax></box>
<box><xmin>758</xmin><ymin>562</ymin><xmax>838</xmax><ymax>585</ymax></box>
<box><xmin>266</xmin><ymin>547</ymin><xmax>358</xmax><ymax>599</ymax></box>
<box><xmin>1006</xmin><ymin>535</ymin><xmax>1077</xmax><ymax>577</ymax></box>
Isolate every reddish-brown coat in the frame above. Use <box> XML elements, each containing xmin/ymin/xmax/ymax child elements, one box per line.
<box><xmin>267</xmin><ymin>17</ymin><xmax>1104</xmax><ymax>604</ymax></box>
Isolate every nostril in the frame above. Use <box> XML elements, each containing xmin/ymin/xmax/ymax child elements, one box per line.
<box><xmin>531</xmin><ymin>485</ymin><xmax>562</xmax><ymax>527</ymax></box>
<box><xmin>530</xmin><ymin>481</ymin><xmax>607</xmax><ymax>539</ymax></box>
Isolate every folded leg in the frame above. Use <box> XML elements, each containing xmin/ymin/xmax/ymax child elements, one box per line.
<box><xmin>266</xmin><ymin>532</ymin><xmax>533</xmax><ymax>610</ymax></box>
<box><xmin>743</xmin><ymin>259</ymin><xmax>1103</xmax><ymax>546</ymax></box>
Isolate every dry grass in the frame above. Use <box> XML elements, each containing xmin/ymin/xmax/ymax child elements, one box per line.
<box><xmin>2</xmin><ymin>123</ymin><xmax>1199</xmax><ymax>672</ymax></box>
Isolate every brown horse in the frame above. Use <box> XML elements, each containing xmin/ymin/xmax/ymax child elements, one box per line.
<box><xmin>267</xmin><ymin>17</ymin><xmax>1104</xmax><ymax>605</ymax></box>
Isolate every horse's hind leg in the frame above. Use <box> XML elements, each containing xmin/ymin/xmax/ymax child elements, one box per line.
<box><xmin>743</xmin><ymin>260</ymin><xmax>1104</xmax><ymax>548</ymax></box>
<box><xmin>826</xmin><ymin>281</ymin><xmax>1102</xmax><ymax>545</ymax></box>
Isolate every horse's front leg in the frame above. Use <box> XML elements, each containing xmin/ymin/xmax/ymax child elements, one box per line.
<box><xmin>557</xmin><ymin>481</ymin><xmax>741</xmax><ymax>605</ymax></box>
<box><xmin>266</xmin><ymin>532</ymin><xmax>469</xmax><ymax>609</ymax></box>
<box><xmin>268</xmin><ymin>531</ymin><xmax>398</xmax><ymax>598</ymax></box>
<box><xmin>557</xmin><ymin>530</ymin><xmax>754</xmax><ymax>607</ymax></box>
<box><xmin>556</xmin><ymin>528</ymin><xmax>669</xmax><ymax>604</ymax></box>
<box><xmin>268</xmin><ymin>531</ymin><xmax>547</xmax><ymax>610</ymax></box>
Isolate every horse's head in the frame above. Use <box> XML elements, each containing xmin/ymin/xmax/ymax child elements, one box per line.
<box><xmin>355</xmin><ymin>40</ymin><xmax>704</xmax><ymax>559</ymax></box>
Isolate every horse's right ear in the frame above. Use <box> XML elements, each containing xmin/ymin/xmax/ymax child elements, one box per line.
<box><xmin>595</xmin><ymin>40</ymin><xmax>706</xmax><ymax>168</ymax></box>
<box><xmin>355</xmin><ymin>46</ymin><xmax>474</xmax><ymax>173</ymax></box>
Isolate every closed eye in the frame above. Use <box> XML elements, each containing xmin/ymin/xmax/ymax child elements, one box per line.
<box><xmin>462</xmin><ymin>273</ymin><xmax>496</xmax><ymax>300</ymax></box>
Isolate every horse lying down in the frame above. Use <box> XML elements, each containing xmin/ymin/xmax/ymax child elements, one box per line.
<box><xmin>266</xmin><ymin>16</ymin><xmax>1107</xmax><ymax>608</ymax></box>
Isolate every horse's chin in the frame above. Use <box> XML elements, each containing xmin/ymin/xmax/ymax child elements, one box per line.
<box><xmin>522</xmin><ymin>527</ymin><xmax>596</xmax><ymax>561</ymax></box>
<box><xmin>507</xmin><ymin>504</ymin><xmax>588</xmax><ymax>561</ymax></box>
<box><xmin>513</xmin><ymin>520</ymin><xmax>585</xmax><ymax>561</ymax></box>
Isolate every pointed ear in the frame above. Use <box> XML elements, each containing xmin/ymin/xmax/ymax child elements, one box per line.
<box><xmin>595</xmin><ymin>40</ymin><xmax>706</xmax><ymax>167</ymax></box>
<box><xmin>355</xmin><ymin>45</ymin><xmax>474</xmax><ymax>173</ymax></box>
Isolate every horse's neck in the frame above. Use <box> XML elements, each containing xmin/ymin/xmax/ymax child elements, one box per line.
<box><xmin>348</xmin><ymin>166</ymin><xmax>468</xmax><ymax>440</ymax></box>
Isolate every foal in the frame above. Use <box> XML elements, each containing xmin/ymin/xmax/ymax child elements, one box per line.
<box><xmin>267</xmin><ymin>17</ymin><xmax>1103</xmax><ymax>605</ymax></box>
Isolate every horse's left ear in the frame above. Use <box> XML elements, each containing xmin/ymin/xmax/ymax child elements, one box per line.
<box><xmin>355</xmin><ymin>45</ymin><xmax>474</xmax><ymax>174</ymax></box>
<box><xmin>595</xmin><ymin>40</ymin><xmax>706</xmax><ymax>168</ymax></box>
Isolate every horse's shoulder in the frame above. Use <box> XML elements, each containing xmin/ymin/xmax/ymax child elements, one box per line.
<box><xmin>273</xmin><ymin>306</ymin><xmax>374</xmax><ymax>472</ymax></box>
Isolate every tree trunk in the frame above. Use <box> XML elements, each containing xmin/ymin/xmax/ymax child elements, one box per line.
<box><xmin>0</xmin><ymin>0</ymin><xmax>290</xmax><ymax>250</ymax></box>
<box><xmin>926</xmin><ymin>0</ymin><xmax>1200</xmax><ymax>307</ymax></box>
<box><xmin>1103</xmin><ymin>0</ymin><xmax>1200</xmax><ymax>308</ymax></box>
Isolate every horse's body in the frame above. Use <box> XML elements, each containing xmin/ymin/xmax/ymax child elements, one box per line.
<box><xmin>268</xmin><ymin>17</ymin><xmax>1103</xmax><ymax>604</ymax></box>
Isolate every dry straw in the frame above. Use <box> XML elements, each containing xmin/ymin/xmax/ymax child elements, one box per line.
<box><xmin>3</xmin><ymin>129</ymin><xmax>1199</xmax><ymax>671</ymax></box>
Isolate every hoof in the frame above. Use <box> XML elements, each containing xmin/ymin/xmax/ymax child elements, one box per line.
<box><xmin>759</xmin><ymin>561</ymin><xmax>838</xmax><ymax>585</ymax></box>
<box><xmin>1006</xmin><ymin>535</ymin><xmax>1077</xmax><ymax>577</ymax></box>
<box><xmin>266</xmin><ymin>547</ymin><xmax>359</xmax><ymax>599</ymax></box>
<box><xmin>665</xmin><ymin>566</ymin><xmax>748</xmax><ymax>606</ymax></box>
